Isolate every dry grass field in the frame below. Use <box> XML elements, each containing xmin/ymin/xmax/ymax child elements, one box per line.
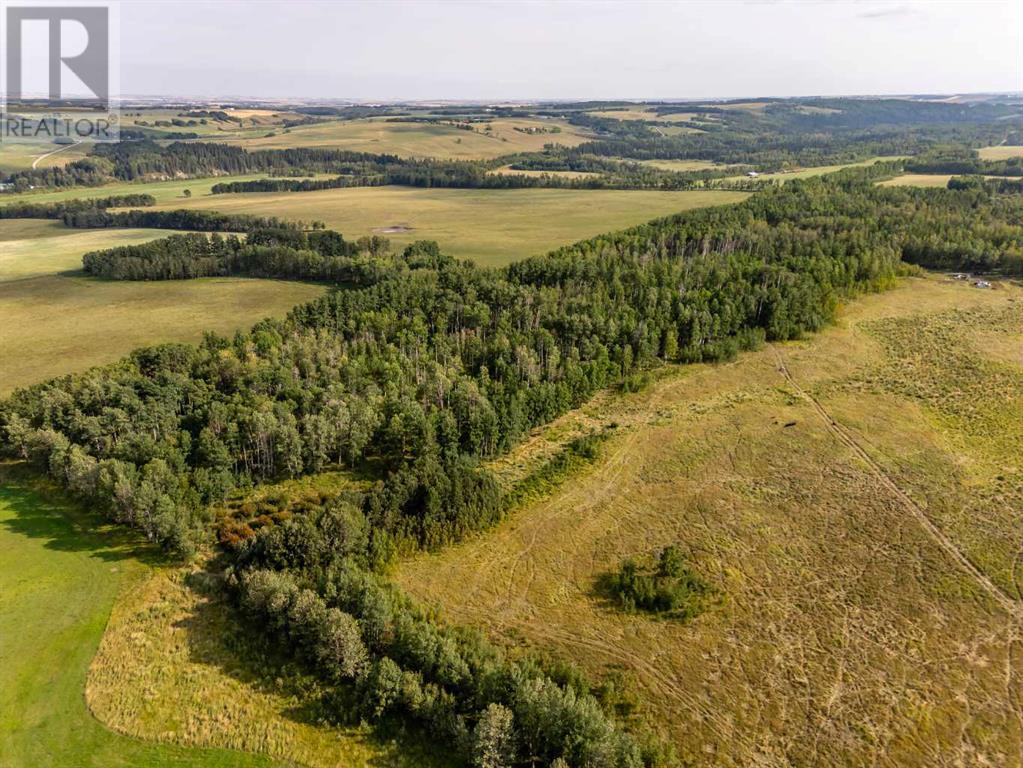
<box><xmin>0</xmin><ymin>275</ymin><xmax>324</xmax><ymax>393</ymax></box>
<box><xmin>397</xmin><ymin>275</ymin><xmax>1023</xmax><ymax>767</ymax></box>
<box><xmin>588</xmin><ymin>109</ymin><xmax>699</xmax><ymax>123</ymax></box>
<box><xmin>224</xmin><ymin>117</ymin><xmax>592</xmax><ymax>159</ymax></box>
<box><xmin>978</xmin><ymin>145</ymin><xmax>1023</xmax><ymax>160</ymax></box>
<box><xmin>148</xmin><ymin>186</ymin><xmax>748</xmax><ymax>266</ymax></box>
<box><xmin>879</xmin><ymin>174</ymin><xmax>955</xmax><ymax>188</ymax></box>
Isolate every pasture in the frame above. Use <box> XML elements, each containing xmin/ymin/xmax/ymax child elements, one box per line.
<box><xmin>978</xmin><ymin>145</ymin><xmax>1023</xmax><ymax>160</ymax></box>
<box><xmin>86</xmin><ymin>560</ymin><xmax>443</xmax><ymax>768</ymax></box>
<box><xmin>0</xmin><ymin>223</ymin><xmax>180</xmax><ymax>282</ymax></box>
<box><xmin>0</xmin><ymin>173</ymin><xmax>276</xmax><ymax>206</ymax></box>
<box><xmin>398</xmin><ymin>275</ymin><xmax>1023</xmax><ymax>766</ymax></box>
<box><xmin>879</xmin><ymin>173</ymin><xmax>955</xmax><ymax>187</ymax></box>
<box><xmin>149</xmin><ymin>186</ymin><xmax>748</xmax><ymax>265</ymax></box>
<box><xmin>587</xmin><ymin>108</ymin><xmax>699</xmax><ymax>123</ymax></box>
<box><xmin>223</xmin><ymin>117</ymin><xmax>592</xmax><ymax>159</ymax></box>
<box><xmin>0</xmin><ymin>140</ymin><xmax>90</xmax><ymax>173</ymax></box>
<box><xmin>0</xmin><ymin>275</ymin><xmax>324</xmax><ymax>393</ymax></box>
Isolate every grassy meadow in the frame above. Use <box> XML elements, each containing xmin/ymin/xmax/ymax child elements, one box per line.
<box><xmin>0</xmin><ymin>173</ymin><xmax>275</xmax><ymax>206</ymax></box>
<box><xmin>148</xmin><ymin>186</ymin><xmax>748</xmax><ymax>265</ymax></box>
<box><xmin>0</xmin><ymin>141</ymin><xmax>91</xmax><ymax>173</ymax></box>
<box><xmin>223</xmin><ymin>117</ymin><xmax>592</xmax><ymax>159</ymax></box>
<box><xmin>978</xmin><ymin>145</ymin><xmax>1023</xmax><ymax>160</ymax></box>
<box><xmin>0</xmin><ymin>222</ymin><xmax>182</xmax><ymax>281</ymax></box>
<box><xmin>0</xmin><ymin>467</ymin><xmax>281</xmax><ymax>768</ymax></box>
<box><xmin>0</xmin><ymin>275</ymin><xmax>324</xmax><ymax>394</ymax></box>
<box><xmin>397</xmin><ymin>275</ymin><xmax>1023</xmax><ymax>766</ymax></box>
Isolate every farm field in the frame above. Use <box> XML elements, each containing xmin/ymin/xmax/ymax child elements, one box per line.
<box><xmin>978</xmin><ymin>145</ymin><xmax>1023</xmax><ymax>160</ymax></box>
<box><xmin>0</xmin><ymin>467</ymin><xmax>279</xmax><ymax>768</ymax></box>
<box><xmin>397</xmin><ymin>275</ymin><xmax>1023</xmax><ymax>767</ymax></box>
<box><xmin>0</xmin><ymin>140</ymin><xmax>91</xmax><ymax>173</ymax></box>
<box><xmin>148</xmin><ymin>186</ymin><xmax>748</xmax><ymax>265</ymax></box>
<box><xmin>587</xmin><ymin>108</ymin><xmax>699</xmax><ymax>123</ymax></box>
<box><xmin>0</xmin><ymin>173</ymin><xmax>275</xmax><ymax>206</ymax></box>
<box><xmin>223</xmin><ymin>117</ymin><xmax>592</xmax><ymax>159</ymax></box>
<box><xmin>720</xmin><ymin>156</ymin><xmax>905</xmax><ymax>183</ymax></box>
<box><xmin>0</xmin><ymin>275</ymin><xmax>324</xmax><ymax>393</ymax></box>
<box><xmin>0</xmin><ymin>222</ymin><xmax>180</xmax><ymax>282</ymax></box>
<box><xmin>638</xmin><ymin>159</ymin><xmax>723</xmax><ymax>172</ymax></box>
<box><xmin>880</xmin><ymin>173</ymin><xmax>956</xmax><ymax>187</ymax></box>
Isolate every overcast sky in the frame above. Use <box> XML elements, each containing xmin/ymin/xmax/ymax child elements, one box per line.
<box><xmin>118</xmin><ymin>0</ymin><xmax>1023</xmax><ymax>101</ymax></box>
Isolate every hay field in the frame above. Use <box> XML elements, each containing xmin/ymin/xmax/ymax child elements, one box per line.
<box><xmin>0</xmin><ymin>173</ymin><xmax>274</xmax><ymax>206</ymax></box>
<box><xmin>978</xmin><ymin>145</ymin><xmax>1023</xmax><ymax>160</ymax></box>
<box><xmin>0</xmin><ymin>275</ymin><xmax>324</xmax><ymax>393</ymax></box>
<box><xmin>149</xmin><ymin>186</ymin><xmax>748</xmax><ymax>266</ymax></box>
<box><xmin>397</xmin><ymin>275</ymin><xmax>1023</xmax><ymax>766</ymax></box>
<box><xmin>224</xmin><ymin>117</ymin><xmax>592</xmax><ymax>159</ymax></box>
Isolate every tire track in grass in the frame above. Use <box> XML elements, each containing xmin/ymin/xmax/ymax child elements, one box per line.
<box><xmin>772</xmin><ymin>345</ymin><xmax>1022</xmax><ymax>619</ymax></box>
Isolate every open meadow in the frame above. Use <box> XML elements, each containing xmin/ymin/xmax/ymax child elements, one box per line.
<box><xmin>0</xmin><ymin>217</ymin><xmax>324</xmax><ymax>393</ymax></box>
<box><xmin>0</xmin><ymin>274</ymin><xmax>324</xmax><ymax>394</ymax></box>
<box><xmin>978</xmin><ymin>145</ymin><xmax>1023</xmax><ymax>161</ymax></box>
<box><xmin>223</xmin><ymin>117</ymin><xmax>592</xmax><ymax>159</ymax></box>
<box><xmin>147</xmin><ymin>186</ymin><xmax>748</xmax><ymax>265</ymax></box>
<box><xmin>397</xmin><ymin>275</ymin><xmax>1023</xmax><ymax>767</ymax></box>
<box><xmin>0</xmin><ymin>467</ymin><xmax>280</xmax><ymax>768</ymax></box>
<box><xmin>0</xmin><ymin>174</ymin><xmax>275</xmax><ymax>206</ymax></box>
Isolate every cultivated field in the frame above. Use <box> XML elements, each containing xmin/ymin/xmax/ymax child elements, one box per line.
<box><xmin>397</xmin><ymin>275</ymin><xmax>1023</xmax><ymax>767</ymax></box>
<box><xmin>148</xmin><ymin>186</ymin><xmax>748</xmax><ymax>265</ymax></box>
<box><xmin>224</xmin><ymin>117</ymin><xmax>592</xmax><ymax>159</ymax></box>
<box><xmin>0</xmin><ymin>467</ymin><xmax>277</xmax><ymax>767</ymax></box>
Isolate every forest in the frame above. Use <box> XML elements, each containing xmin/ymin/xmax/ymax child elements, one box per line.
<box><xmin>4</xmin><ymin>169</ymin><xmax>1023</xmax><ymax>765</ymax></box>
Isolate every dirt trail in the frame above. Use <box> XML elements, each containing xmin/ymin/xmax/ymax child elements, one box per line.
<box><xmin>773</xmin><ymin>345</ymin><xmax>1022</xmax><ymax>619</ymax></box>
<box><xmin>31</xmin><ymin>139</ymin><xmax>80</xmax><ymax>169</ymax></box>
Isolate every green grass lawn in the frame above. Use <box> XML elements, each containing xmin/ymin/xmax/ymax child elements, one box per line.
<box><xmin>0</xmin><ymin>467</ymin><xmax>281</xmax><ymax>767</ymax></box>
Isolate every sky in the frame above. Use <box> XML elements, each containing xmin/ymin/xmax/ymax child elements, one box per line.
<box><xmin>114</xmin><ymin>0</ymin><xmax>1023</xmax><ymax>101</ymax></box>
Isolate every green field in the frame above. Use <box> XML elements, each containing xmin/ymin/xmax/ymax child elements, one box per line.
<box><xmin>0</xmin><ymin>218</ymin><xmax>326</xmax><ymax>393</ymax></box>
<box><xmin>0</xmin><ymin>174</ymin><xmax>275</xmax><ymax>206</ymax></box>
<box><xmin>223</xmin><ymin>116</ymin><xmax>592</xmax><ymax>159</ymax></box>
<box><xmin>148</xmin><ymin>186</ymin><xmax>748</xmax><ymax>265</ymax></box>
<box><xmin>0</xmin><ymin>467</ymin><xmax>280</xmax><ymax>767</ymax></box>
<box><xmin>0</xmin><ymin>275</ymin><xmax>324</xmax><ymax>394</ymax></box>
<box><xmin>0</xmin><ymin>222</ymin><xmax>182</xmax><ymax>282</ymax></box>
<box><xmin>0</xmin><ymin>141</ymin><xmax>91</xmax><ymax>173</ymax></box>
